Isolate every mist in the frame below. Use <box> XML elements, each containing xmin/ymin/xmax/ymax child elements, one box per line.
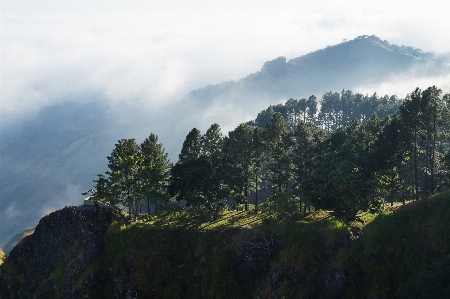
<box><xmin>2</xmin><ymin>1</ymin><xmax>450</xmax><ymax>142</ymax></box>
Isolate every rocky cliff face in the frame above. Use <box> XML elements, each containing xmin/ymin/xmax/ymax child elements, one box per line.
<box><xmin>0</xmin><ymin>205</ymin><xmax>114</xmax><ymax>299</ymax></box>
<box><xmin>0</xmin><ymin>208</ymin><xmax>352</xmax><ymax>299</ymax></box>
<box><xmin>2</xmin><ymin>195</ymin><xmax>450</xmax><ymax>298</ymax></box>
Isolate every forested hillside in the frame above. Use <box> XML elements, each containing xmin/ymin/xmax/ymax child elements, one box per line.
<box><xmin>2</xmin><ymin>191</ymin><xmax>450</xmax><ymax>298</ymax></box>
<box><xmin>1</xmin><ymin>35</ymin><xmax>449</xmax><ymax>248</ymax></box>
<box><xmin>189</xmin><ymin>35</ymin><xmax>445</xmax><ymax>105</ymax></box>
<box><xmin>94</xmin><ymin>86</ymin><xmax>450</xmax><ymax>223</ymax></box>
<box><xmin>2</xmin><ymin>84</ymin><xmax>450</xmax><ymax>299</ymax></box>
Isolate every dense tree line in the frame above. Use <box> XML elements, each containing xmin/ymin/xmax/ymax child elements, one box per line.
<box><xmin>94</xmin><ymin>134</ymin><xmax>171</xmax><ymax>220</ymax></box>
<box><xmin>94</xmin><ymin>86</ymin><xmax>450</xmax><ymax>222</ymax></box>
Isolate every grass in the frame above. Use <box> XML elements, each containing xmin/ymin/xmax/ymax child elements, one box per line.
<box><xmin>4</xmin><ymin>192</ymin><xmax>450</xmax><ymax>299</ymax></box>
<box><xmin>51</xmin><ymin>263</ymin><xmax>66</xmax><ymax>299</ymax></box>
<box><xmin>0</xmin><ymin>249</ymin><xmax>4</xmax><ymax>266</ymax></box>
<box><xmin>95</xmin><ymin>193</ymin><xmax>450</xmax><ymax>298</ymax></box>
<box><xmin>90</xmin><ymin>203</ymin><xmax>370</xmax><ymax>298</ymax></box>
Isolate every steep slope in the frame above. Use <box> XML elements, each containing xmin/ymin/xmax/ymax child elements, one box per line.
<box><xmin>1</xmin><ymin>35</ymin><xmax>448</xmax><ymax>247</ymax></box>
<box><xmin>1</xmin><ymin>228</ymin><xmax>34</xmax><ymax>255</ymax></box>
<box><xmin>0</xmin><ymin>102</ymin><xmax>123</xmax><ymax>246</ymax></box>
<box><xmin>0</xmin><ymin>205</ymin><xmax>114</xmax><ymax>299</ymax></box>
<box><xmin>2</xmin><ymin>193</ymin><xmax>450</xmax><ymax>299</ymax></box>
<box><xmin>189</xmin><ymin>35</ymin><xmax>445</xmax><ymax>105</ymax></box>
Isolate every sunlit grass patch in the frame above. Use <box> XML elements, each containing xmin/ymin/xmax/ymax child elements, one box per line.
<box><xmin>0</xmin><ymin>249</ymin><xmax>5</xmax><ymax>266</ymax></box>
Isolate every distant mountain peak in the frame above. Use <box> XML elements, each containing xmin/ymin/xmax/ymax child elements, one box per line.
<box><xmin>189</xmin><ymin>34</ymin><xmax>445</xmax><ymax>103</ymax></box>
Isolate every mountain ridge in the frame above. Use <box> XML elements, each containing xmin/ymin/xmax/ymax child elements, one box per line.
<box><xmin>1</xmin><ymin>35</ymin><xmax>448</xmax><ymax>247</ymax></box>
<box><xmin>188</xmin><ymin>35</ymin><xmax>444</xmax><ymax>104</ymax></box>
<box><xmin>2</xmin><ymin>193</ymin><xmax>450</xmax><ymax>298</ymax></box>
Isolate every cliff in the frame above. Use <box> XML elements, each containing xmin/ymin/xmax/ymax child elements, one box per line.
<box><xmin>2</xmin><ymin>193</ymin><xmax>450</xmax><ymax>298</ymax></box>
<box><xmin>0</xmin><ymin>205</ymin><xmax>114</xmax><ymax>299</ymax></box>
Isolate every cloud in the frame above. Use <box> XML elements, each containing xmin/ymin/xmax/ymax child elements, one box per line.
<box><xmin>5</xmin><ymin>204</ymin><xmax>21</xmax><ymax>219</ymax></box>
<box><xmin>38</xmin><ymin>183</ymin><xmax>82</xmax><ymax>218</ymax></box>
<box><xmin>353</xmin><ymin>69</ymin><xmax>450</xmax><ymax>99</ymax></box>
<box><xmin>1</xmin><ymin>1</ymin><xmax>450</xmax><ymax>138</ymax></box>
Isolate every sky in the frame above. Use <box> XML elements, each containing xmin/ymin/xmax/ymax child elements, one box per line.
<box><xmin>1</xmin><ymin>1</ymin><xmax>450</xmax><ymax>136</ymax></box>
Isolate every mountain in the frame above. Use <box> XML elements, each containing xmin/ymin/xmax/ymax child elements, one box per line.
<box><xmin>1</xmin><ymin>228</ymin><xmax>34</xmax><ymax>255</ymax></box>
<box><xmin>0</xmin><ymin>35</ymin><xmax>448</xmax><ymax>246</ymax></box>
<box><xmin>188</xmin><ymin>35</ymin><xmax>445</xmax><ymax>105</ymax></box>
<box><xmin>2</xmin><ymin>193</ymin><xmax>450</xmax><ymax>298</ymax></box>
<box><xmin>0</xmin><ymin>102</ymin><xmax>125</xmax><ymax>246</ymax></box>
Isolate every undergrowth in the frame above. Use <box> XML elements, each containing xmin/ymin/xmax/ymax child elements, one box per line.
<box><xmin>0</xmin><ymin>249</ymin><xmax>5</xmax><ymax>266</ymax></box>
<box><xmin>5</xmin><ymin>192</ymin><xmax>449</xmax><ymax>299</ymax></box>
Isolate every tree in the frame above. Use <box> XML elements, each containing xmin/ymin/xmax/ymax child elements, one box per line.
<box><xmin>305</xmin><ymin>119</ymin><xmax>377</xmax><ymax>222</ymax></box>
<box><xmin>139</xmin><ymin>133</ymin><xmax>171</xmax><ymax>215</ymax></box>
<box><xmin>399</xmin><ymin>88</ymin><xmax>423</xmax><ymax>201</ymax></box>
<box><xmin>306</xmin><ymin>95</ymin><xmax>318</xmax><ymax>124</ymax></box>
<box><xmin>420</xmin><ymin>86</ymin><xmax>443</xmax><ymax>196</ymax></box>
<box><xmin>252</xmin><ymin>127</ymin><xmax>265</xmax><ymax>213</ymax></box>
<box><xmin>201</xmin><ymin>123</ymin><xmax>229</xmax><ymax>217</ymax></box>
<box><xmin>168</xmin><ymin>128</ymin><xmax>204</xmax><ymax>207</ymax></box>
<box><xmin>291</xmin><ymin>122</ymin><xmax>326</xmax><ymax>211</ymax></box>
<box><xmin>370</xmin><ymin>115</ymin><xmax>408</xmax><ymax>205</ymax></box>
<box><xmin>179</xmin><ymin>128</ymin><xmax>202</xmax><ymax>162</ymax></box>
<box><xmin>263</xmin><ymin>113</ymin><xmax>292</xmax><ymax>211</ymax></box>
<box><xmin>223</xmin><ymin>123</ymin><xmax>257</xmax><ymax>211</ymax></box>
<box><xmin>102</xmin><ymin>138</ymin><xmax>143</xmax><ymax>219</ymax></box>
<box><xmin>169</xmin><ymin>124</ymin><xmax>228</xmax><ymax>218</ymax></box>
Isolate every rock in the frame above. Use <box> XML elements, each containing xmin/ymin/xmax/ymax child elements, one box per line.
<box><xmin>1</xmin><ymin>205</ymin><xmax>114</xmax><ymax>299</ymax></box>
<box><xmin>237</xmin><ymin>234</ymin><xmax>273</xmax><ymax>282</ymax></box>
<box><xmin>323</xmin><ymin>266</ymin><xmax>347</xmax><ymax>299</ymax></box>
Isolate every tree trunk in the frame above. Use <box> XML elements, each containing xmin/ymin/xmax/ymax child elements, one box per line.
<box><xmin>255</xmin><ymin>174</ymin><xmax>258</xmax><ymax>213</ymax></box>
<box><xmin>244</xmin><ymin>182</ymin><xmax>248</xmax><ymax>211</ymax></box>
<box><xmin>424</xmin><ymin>132</ymin><xmax>429</xmax><ymax>198</ymax></box>
<box><xmin>414</xmin><ymin>127</ymin><xmax>419</xmax><ymax>201</ymax></box>
<box><xmin>431</xmin><ymin>113</ymin><xmax>437</xmax><ymax>195</ymax></box>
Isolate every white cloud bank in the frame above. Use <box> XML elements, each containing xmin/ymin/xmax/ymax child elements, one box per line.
<box><xmin>1</xmin><ymin>1</ymin><xmax>450</xmax><ymax>133</ymax></box>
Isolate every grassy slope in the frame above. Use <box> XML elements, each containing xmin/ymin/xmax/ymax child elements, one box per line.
<box><xmin>3</xmin><ymin>194</ymin><xmax>450</xmax><ymax>298</ymax></box>
<box><xmin>91</xmin><ymin>193</ymin><xmax>450</xmax><ymax>298</ymax></box>
<box><xmin>0</xmin><ymin>249</ymin><xmax>4</xmax><ymax>266</ymax></box>
<box><xmin>102</xmin><ymin>194</ymin><xmax>450</xmax><ymax>298</ymax></box>
<box><xmin>350</xmin><ymin>192</ymin><xmax>450</xmax><ymax>298</ymax></box>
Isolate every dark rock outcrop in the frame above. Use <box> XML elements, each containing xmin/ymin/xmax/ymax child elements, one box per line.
<box><xmin>0</xmin><ymin>205</ymin><xmax>114</xmax><ymax>299</ymax></box>
<box><xmin>323</xmin><ymin>266</ymin><xmax>347</xmax><ymax>299</ymax></box>
<box><xmin>236</xmin><ymin>233</ymin><xmax>274</xmax><ymax>282</ymax></box>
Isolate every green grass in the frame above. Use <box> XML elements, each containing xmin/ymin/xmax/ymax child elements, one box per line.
<box><xmin>346</xmin><ymin>192</ymin><xmax>450</xmax><ymax>298</ymax></box>
<box><xmin>4</xmin><ymin>192</ymin><xmax>450</xmax><ymax>299</ymax></box>
<box><xmin>54</xmin><ymin>263</ymin><xmax>66</xmax><ymax>298</ymax></box>
<box><xmin>0</xmin><ymin>249</ymin><xmax>5</xmax><ymax>266</ymax></box>
<box><xmin>96</xmin><ymin>193</ymin><xmax>450</xmax><ymax>298</ymax></box>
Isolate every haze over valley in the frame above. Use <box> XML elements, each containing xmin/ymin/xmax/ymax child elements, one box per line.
<box><xmin>1</xmin><ymin>1</ymin><xmax>450</xmax><ymax>247</ymax></box>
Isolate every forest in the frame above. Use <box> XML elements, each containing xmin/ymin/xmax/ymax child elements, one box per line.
<box><xmin>93</xmin><ymin>86</ymin><xmax>450</xmax><ymax>223</ymax></box>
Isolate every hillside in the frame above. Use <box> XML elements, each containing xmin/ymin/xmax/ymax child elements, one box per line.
<box><xmin>1</xmin><ymin>193</ymin><xmax>450</xmax><ymax>298</ymax></box>
<box><xmin>1</xmin><ymin>228</ymin><xmax>35</xmax><ymax>255</ymax></box>
<box><xmin>188</xmin><ymin>35</ymin><xmax>445</xmax><ymax>105</ymax></box>
<box><xmin>0</xmin><ymin>102</ymin><xmax>124</xmax><ymax>246</ymax></box>
<box><xmin>1</xmin><ymin>35</ymin><xmax>448</xmax><ymax>247</ymax></box>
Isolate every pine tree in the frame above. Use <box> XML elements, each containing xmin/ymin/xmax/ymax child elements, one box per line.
<box><xmin>139</xmin><ymin>133</ymin><xmax>171</xmax><ymax>215</ymax></box>
<box><xmin>104</xmin><ymin>138</ymin><xmax>143</xmax><ymax>219</ymax></box>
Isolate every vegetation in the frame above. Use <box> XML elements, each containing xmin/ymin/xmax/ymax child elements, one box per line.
<box><xmin>3</xmin><ymin>84</ymin><xmax>450</xmax><ymax>298</ymax></box>
<box><xmin>94</xmin><ymin>134</ymin><xmax>171</xmax><ymax>220</ymax></box>
<box><xmin>0</xmin><ymin>249</ymin><xmax>5</xmax><ymax>266</ymax></box>
<box><xmin>77</xmin><ymin>192</ymin><xmax>450</xmax><ymax>298</ymax></box>
<box><xmin>94</xmin><ymin>85</ymin><xmax>450</xmax><ymax>223</ymax></box>
<box><xmin>2</xmin><ymin>34</ymin><xmax>446</xmax><ymax>248</ymax></box>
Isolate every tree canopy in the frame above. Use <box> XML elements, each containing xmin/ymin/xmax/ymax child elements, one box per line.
<box><xmin>93</xmin><ymin>86</ymin><xmax>450</xmax><ymax>223</ymax></box>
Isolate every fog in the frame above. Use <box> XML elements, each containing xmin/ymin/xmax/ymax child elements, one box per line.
<box><xmin>2</xmin><ymin>1</ymin><xmax>450</xmax><ymax>246</ymax></box>
<box><xmin>2</xmin><ymin>1</ymin><xmax>450</xmax><ymax>141</ymax></box>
